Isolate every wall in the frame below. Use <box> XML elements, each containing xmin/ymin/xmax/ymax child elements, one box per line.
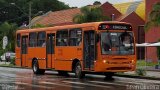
<box><xmin>145</xmin><ymin>0</ymin><xmax>160</xmax><ymax>62</ymax></box>
<box><xmin>145</xmin><ymin>0</ymin><xmax>160</xmax><ymax>21</ymax></box>
<box><xmin>120</xmin><ymin>12</ymin><xmax>145</xmax><ymax>43</ymax></box>
<box><xmin>100</xmin><ymin>2</ymin><xmax>122</xmax><ymax>20</ymax></box>
<box><xmin>145</xmin><ymin>27</ymin><xmax>160</xmax><ymax>62</ymax></box>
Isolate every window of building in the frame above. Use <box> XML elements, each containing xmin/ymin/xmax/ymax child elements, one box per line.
<box><xmin>37</xmin><ymin>31</ymin><xmax>46</xmax><ymax>47</ymax></box>
<box><xmin>16</xmin><ymin>34</ymin><xmax>21</xmax><ymax>47</ymax></box>
<box><xmin>29</xmin><ymin>32</ymin><xmax>37</xmax><ymax>47</ymax></box>
<box><xmin>69</xmin><ymin>28</ymin><xmax>82</xmax><ymax>46</ymax></box>
<box><xmin>56</xmin><ymin>30</ymin><xmax>68</xmax><ymax>46</ymax></box>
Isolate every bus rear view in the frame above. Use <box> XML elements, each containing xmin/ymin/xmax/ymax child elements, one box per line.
<box><xmin>95</xmin><ymin>23</ymin><xmax>136</xmax><ymax>77</ymax></box>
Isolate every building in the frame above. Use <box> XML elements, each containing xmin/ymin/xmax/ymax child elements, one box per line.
<box><xmin>29</xmin><ymin>0</ymin><xmax>160</xmax><ymax>62</ymax></box>
<box><xmin>145</xmin><ymin>0</ymin><xmax>160</xmax><ymax>62</ymax></box>
<box><xmin>30</xmin><ymin>8</ymin><xmax>81</xmax><ymax>26</ymax></box>
<box><xmin>31</xmin><ymin>1</ymin><xmax>145</xmax><ymax>28</ymax></box>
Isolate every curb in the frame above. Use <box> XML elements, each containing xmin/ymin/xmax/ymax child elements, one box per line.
<box><xmin>146</xmin><ymin>69</ymin><xmax>160</xmax><ymax>72</ymax></box>
<box><xmin>0</xmin><ymin>65</ymin><xmax>29</xmax><ymax>69</ymax></box>
<box><xmin>0</xmin><ymin>66</ymin><xmax>21</xmax><ymax>68</ymax></box>
<box><xmin>114</xmin><ymin>74</ymin><xmax>160</xmax><ymax>80</ymax></box>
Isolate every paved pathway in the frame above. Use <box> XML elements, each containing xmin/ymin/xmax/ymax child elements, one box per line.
<box><xmin>0</xmin><ymin>62</ymin><xmax>10</xmax><ymax>65</ymax></box>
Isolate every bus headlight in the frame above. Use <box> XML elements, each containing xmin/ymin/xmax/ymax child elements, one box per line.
<box><xmin>132</xmin><ymin>60</ymin><xmax>135</xmax><ymax>64</ymax></box>
<box><xmin>103</xmin><ymin>60</ymin><xmax>106</xmax><ymax>63</ymax></box>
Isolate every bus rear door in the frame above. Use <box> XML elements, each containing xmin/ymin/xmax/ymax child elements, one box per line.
<box><xmin>15</xmin><ymin>34</ymin><xmax>21</xmax><ymax>66</ymax></box>
<box><xmin>21</xmin><ymin>35</ymin><xmax>28</xmax><ymax>67</ymax></box>
<box><xmin>46</xmin><ymin>33</ymin><xmax>55</xmax><ymax>68</ymax></box>
<box><xmin>83</xmin><ymin>29</ymin><xmax>96</xmax><ymax>70</ymax></box>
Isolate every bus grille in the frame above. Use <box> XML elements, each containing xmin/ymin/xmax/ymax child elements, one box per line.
<box><xmin>106</xmin><ymin>67</ymin><xmax>131</xmax><ymax>70</ymax></box>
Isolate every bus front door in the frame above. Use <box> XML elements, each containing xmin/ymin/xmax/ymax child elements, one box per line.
<box><xmin>21</xmin><ymin>36</ymin><xmax>28</xmax><ymax>67</ymax></box>
<box><xmin>84</xmin><ymin>30</ymin><xmax>96</xmax><ymax>70</ymax></box>
<box><xmin>46</xmin><ymin>33</ymin><xmax>55</xmax><ymax>68</ymax></box>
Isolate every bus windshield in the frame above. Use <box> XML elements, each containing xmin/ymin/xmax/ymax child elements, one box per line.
<box><xmin>101</xmin><ymin>32</ymin><xmax>134</xmax><ymax>55</ymax></box>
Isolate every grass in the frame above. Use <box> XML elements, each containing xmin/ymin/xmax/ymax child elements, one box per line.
<box><xmin>0</xmin><ymin>63</ymin><xmax>15</xmax><ymax>67</ymax></box>
<box><xmin>136</xmin><ymin>60</ymin><xmax>157</xmax><ymax>67</ymax></box>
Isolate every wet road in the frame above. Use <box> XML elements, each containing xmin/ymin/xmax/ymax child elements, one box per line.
<box><xmin>0</xmin><ymin>67</ymin><xmax>160</xmax><ymax>90</ymax></box>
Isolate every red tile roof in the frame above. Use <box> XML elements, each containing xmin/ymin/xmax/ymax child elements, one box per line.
<box><xmin>31</xmin><ymin>8</ymin><xmax>81</xmax><ymax>26</ymax></box>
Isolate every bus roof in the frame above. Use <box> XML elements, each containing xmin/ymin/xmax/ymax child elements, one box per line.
<box><xmin>16</xmin><ymin>21</ymin><xmax>131</xmax><ymax>34</ymax></box>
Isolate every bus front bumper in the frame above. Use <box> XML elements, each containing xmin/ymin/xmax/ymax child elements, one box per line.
<box><xmin>94</xmin><ymin>61</ymin><xmax>136</xmax><ymax>72</ymax></box>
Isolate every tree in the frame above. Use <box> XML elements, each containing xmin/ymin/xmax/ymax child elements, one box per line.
<box><xmin>0</xmin><ymin>22</ymin><xmax>18</xmax><ymax>52</ymax></box>
<box><xmin>73</xmin><ymin>6</ymin><xmax>110</xmax><ymax>24</ymax></box>
<box><xmin>145</xmin><ymin>2</ymin><xmax>160</xmax><ymax>31</ymax></box>
<box><xmin>0</xmin><ymin>0</ymin><xmax>70</xmax><ymax>26</ymax></box>
<box><xmin>93</xmin><ymin>1</ymin><xmax>101</xmax><ymax>5</ymax></box>
<box><xmin>31</xmin><ymin>24</ymin><xmax>47</xmax><ymax>28</ymax></box>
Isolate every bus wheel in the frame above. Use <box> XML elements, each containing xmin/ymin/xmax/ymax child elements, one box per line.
<box><xmin>32</xmin><ymin>60</ymin><xmax>45</xmax><ymax>74</ymax></box>
<box><xmin>74</xmin><ymin>62</ymin><xmax>85</xmax><ymax>79</ymax></box>
<box><xmin>58</xmin><ymin>71</ymin><xmax>69</xmax><ymax>76</ymax></box>
<box><xmin>40</xmin><ymin>69</ymin><xmax>45</xmax><ymax>74</ymax></box>
<box><xmin>104</xmin><ymin>72</ymin><xmax>114</xmax><ymax>79</ymax></box>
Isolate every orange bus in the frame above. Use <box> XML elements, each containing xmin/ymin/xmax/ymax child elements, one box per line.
<box><xmin>15</xmin><ymin>21</ymin><xmax>136</xmax><ymax>78</ymax></box>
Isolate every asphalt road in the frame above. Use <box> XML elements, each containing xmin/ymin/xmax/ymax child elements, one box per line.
<box><xmin>0</xmin><ymin>67</ymin><xmax>160</xmax><ymax>90</ymax></box>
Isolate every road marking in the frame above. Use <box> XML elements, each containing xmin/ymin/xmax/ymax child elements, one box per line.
<box><xmin>88</xmin><ymin>81</ymin><xmax>126</xmax><ymax>86</ymax></box>
<box><xmin>15</xmin><ymin>82</ymin><xmax>53</xmax><ymax>89</ymax></box>
<box><xmin>116</xmin><ymin>81</ymin><xmax>143</xmax><ymax>85</ymax></box>
<box><xmin>64</xmin><ymin>78</ymin><xmax>79</xmax><ymax>80</ymax></box>
<box><xmin>138</xmin><ymin>80</ymin><xmax>160</xmax><ymax>84</ymax></box>
<box><xmin>62</xmin><ymin>81</ymin><xmax>112</xmax><ymax>88</ymax></box>
<box><xmin>115</xmin><ymin>77</ymin><xmax>160</xmax><ymax>84</ymax></box>
<box><xmin>39</xmin><ymin>81</ymin><xmax>84</xmax><ymax>89</ymax></box>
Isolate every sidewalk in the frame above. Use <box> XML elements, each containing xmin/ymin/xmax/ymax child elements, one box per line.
<box><xmin>124</xmin><ymin>71</ymin><xmax>160</xmax><ymax>78</ymax></box>
<box><xmin>0</xmin><ymin>61</ymin><xmax>10</xmax><ymax>65</ymax></box>
<box><xmin>116</xmin><ymin>66</ymin><xmax>160</xmax><ymax>80</ymax></box>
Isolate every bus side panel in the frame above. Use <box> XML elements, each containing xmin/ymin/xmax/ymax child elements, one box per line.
<box><xmin>94</xmin><ymin>61</ymin><xmax>105</xmax><ymax>72</ymax></box>
<box><xmin>54</xmin><ymin>60</ymin><xmax>72</xmax><ymax>71</ymax></box>
<box><xmin>26</xmin><ymin>53</ymin><xmax>32</xmax><ymax>68</ymax></box>
<box><xmin>38</xmin><ymin>60</ymin><xmax>46</xmax><ymax>69</ymax></box>
<box><xmin>94</xmin><ymin>41</ymin><xmax>103</xmax><ymax>71</ymax></box>
<box><xmin>15</xmin><ymin>47</ymin><xmax>21</xmax><ymax>66</ymax></box>
<box><xmin>28</xmin><ymin>48</ymin><xmax>36</xmax><ymax>67</ymax></box>
<box><xmin>28</xmin><ymin>48</ymin><xmax>46</xmax><ymax>69</ymax></box>
<box><xmin>54</xmin><ymin>47</ymin><xmax>82</xmax><ymax>71</ymax></box>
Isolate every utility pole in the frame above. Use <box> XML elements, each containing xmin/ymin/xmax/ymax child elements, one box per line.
<box><xmin>111</xmin><ymin>14</ymin><xmax>115</xmax><ymax>21</ymax></box>
<box><xmin>29</xmin><ymin>1</ymin><xmax>32</xmax><ymax>29</ymax></box>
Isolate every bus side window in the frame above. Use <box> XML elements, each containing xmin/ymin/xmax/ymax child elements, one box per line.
<box><xmin>56</xmin><ymin>30</ymin><xmax>68</xmax><ymax>46</ymax></box>
<box><xmin>37</xmin><ymin>32</ymin><xmax>46</xmax><ymax>47</ymax></box>
<box><xmin>17</xmin><ymin>34</ymin><xmax>21</xmax><ymax>47</ymax></box>
<box><xmin>29</xmin><ymin>32</ymin><xmax>37</xmax><ymax>47</ymax></box>
<box><xmin>69</xmin><ymin>28</ymin><xmax>82</xmax><ymax>46</ymax></box>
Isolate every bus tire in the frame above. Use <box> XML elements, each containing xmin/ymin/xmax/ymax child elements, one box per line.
<box><xmin>39</xmin><ymin>69</ymin><xmax>45</xmax><ymax>74</ymax></box>
<box><xmin>74</xmin><ymin>62</ymin><xmax>85</xmax><ymax>79</ymax></box>
<box><xmin>104</xmin><ymin>72</ymin><xmax>114</xmax><ymax>79</ymax></box>
<box><xmin>58</xmin><ymin>71</ymin><xmax>69</xmax><ymax>76</ymax></box>
<box><xmin>32</xmin><ymin>60</ymin><xmax>45</xmax><ymax>74</ymax></box>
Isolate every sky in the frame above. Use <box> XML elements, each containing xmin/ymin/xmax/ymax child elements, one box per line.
<box><xmin>58</xmin><ymin>0</ymin><xmax>142</xmax><ymax>7</ymax></box>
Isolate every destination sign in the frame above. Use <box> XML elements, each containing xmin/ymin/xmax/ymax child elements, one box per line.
<box><xmin>98</xmin><ymin>23</ymin><xmax>132</xmax><ymax>31</ymax></box>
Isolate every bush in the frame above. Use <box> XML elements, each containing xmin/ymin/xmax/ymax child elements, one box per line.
<box><xmin>137</xmin><ymin>60</ymin><xmax>157</xmax><ymax>67</ymax></box>
<box><xmin>10</xmin><ymin>58</ymin><xmax>15</xmax><ymax>65</ymax></box>
<box><xmin>136</xmin><ymin>68</ymin><xmax>146</xmax><ymax>76</ymax></box>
